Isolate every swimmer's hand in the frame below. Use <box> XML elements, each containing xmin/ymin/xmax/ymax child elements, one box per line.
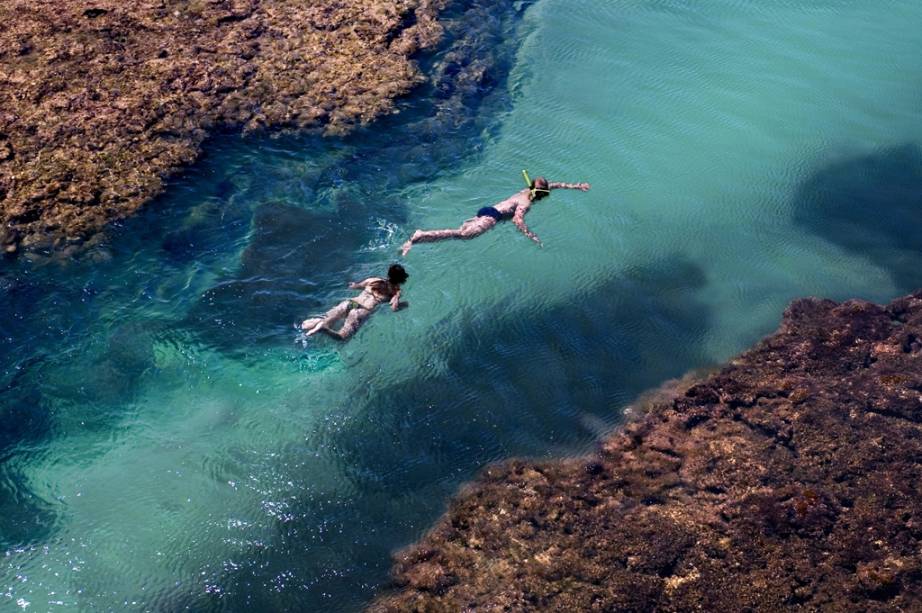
<box><xmin>548</xmin><ymin>181</ymin><xmax>590</xmax><ymax>191</ymax></box>
<box><xmin>393</xmin><ymin>301</ymin><xmax>409</xmax><ymax>312</ymax></box>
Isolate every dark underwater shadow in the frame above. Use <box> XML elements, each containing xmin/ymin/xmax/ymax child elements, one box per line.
<box><xmin>792</xmin><ymin>143</ymin><xmax>922</xmax><ymax>293</ymax></box>
<box><xmin>0</xmin><ymin>268</ymin><xmax>100</xmax><ymax>550</ymax></box>
<box><xmin>0</xmin><ymin>280</ymin><xmax>179</xmax><ymax>549</ymax></box>
<box><xmin>184</xmin><ymin>254</ymin><xmax>713</xmax><ymax>612</ymax></box>
<box><xmin>0</xmin><ymin>206</ymin><xmax>226</xmax><ymax>550</ymax></box>
<box><xmin>0</xmin><ymin>356</ymin><xmax>56</xmax><ymax>550</ymax></box>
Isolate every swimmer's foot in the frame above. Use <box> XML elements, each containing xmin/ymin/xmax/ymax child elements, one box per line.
<box><xmin>401</xmin><ymin>231</ymin><xmax>422</xmax><ymax>256</ymax></box>
<box><xmin>301</xmin><ymin>318</ymin><xmax>327</xmax><ymax>336</ymax></box>
<box><xmin>307</xmin><ymin>320</ymin><xmax>334</xmax><ymax>336</ymax></box>
<box><xmin>308</xmin><ymin>324</ymin><xmax>338</xmax><ymax>338</ymax></box>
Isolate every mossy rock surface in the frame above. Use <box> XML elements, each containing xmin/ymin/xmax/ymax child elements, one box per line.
<box><xmin>0</xmin><ymin>0</ymin><xmax>447</xmax><ymax>252</ymax></box>
<box><xmin>371</xmin><ymin>291</ymin><xmax>922</xmax><ymax>612</ymax></box>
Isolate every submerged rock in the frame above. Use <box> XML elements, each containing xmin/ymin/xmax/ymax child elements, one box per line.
<box><xmin>370</xmin><ymin>291</ymin><xmax>922</xmax><ymax>611</ymax></box>
<box><xmin>0</xmin><ymin>0</ymin><xmax>447</xmax><ymax>252</ymax></box>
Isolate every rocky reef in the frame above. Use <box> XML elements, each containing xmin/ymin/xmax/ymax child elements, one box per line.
<box><xmin>371</xmin><ymin>291</ymin><xmax>922</xmax><ymax>611</ymax></box>
<box><xmin>0</xmin><ymin>0</ymin><xmax>445</xmax><ymax>253</ymax></box>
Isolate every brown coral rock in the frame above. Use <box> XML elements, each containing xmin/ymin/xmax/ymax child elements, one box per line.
<box><xmin>0</xmin><ymin>0</ymin><xmax>446</xmax><ymax>251</ymax></box>
<box><xmin>370</xmin><ymin>291</ymin><xmax>922</xmax><ymax>611</ymax></box>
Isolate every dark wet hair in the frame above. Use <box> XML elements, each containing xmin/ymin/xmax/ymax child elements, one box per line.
<box><xmin>388</xmin><ymin>263</ymin><xmax>409</xmax><ymax>285</ymax></box>
<box><xmin>531</xmin><ymin>176</ymin><xmax>550</xmax><ymax>200</ymax></box>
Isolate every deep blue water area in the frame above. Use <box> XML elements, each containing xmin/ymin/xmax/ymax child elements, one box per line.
<box><xmin>4</xmin><ymin>0</ymin><xmax>922</xmax><ymax>610</ymax></box>
<box><xmin>793</xmin><ymin>144</ymin><xmax>922</xmax><ymax>293</ymax></box>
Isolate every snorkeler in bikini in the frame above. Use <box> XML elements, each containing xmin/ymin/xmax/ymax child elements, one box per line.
<box><xmin>300</xmin><ymin>264</ymin><xmax>408</xmax><ymax>340</ymax></box>
<box><xmin>400</xmin><ymin>172</ymin><xmax>590</xmax><ymax>256</ymax></box>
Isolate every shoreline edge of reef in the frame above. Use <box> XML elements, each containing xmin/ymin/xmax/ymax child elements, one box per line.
<box><xmin>371</xmin><ymin>291</ymin><xmax>922</xmax><ymax>611</ymax></box>
<box><xmin>0</xmin><ymin>0</ymin><xmax>447</xmax><ymax>255</ymax></box>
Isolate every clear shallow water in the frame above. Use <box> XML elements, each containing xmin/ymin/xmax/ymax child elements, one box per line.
<box><xmin>3</xmin><ymin>0</ymin><xmax>922</xmax><ymax>610</ymax></box>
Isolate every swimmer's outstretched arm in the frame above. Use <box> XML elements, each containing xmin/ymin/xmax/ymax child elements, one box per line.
<box><xmin>513</xmin><ymin>205</ymin><xmax>541</xmax><ymax>246</ymax></box>
<box><xmin>390</xmin><ymin>289</ymin><xmax>404</xmax><ymax>311</ymax></box>
<box><xmin>548</xmin><ymin>181</ymin><xmax>591</xmax><ymax>191</ymax></box>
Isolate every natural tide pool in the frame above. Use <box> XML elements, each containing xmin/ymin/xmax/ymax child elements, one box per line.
<box><xmin>4</xmin><ymin>0</ymin><xmax>922</xmax><ymax>610</ymax></box>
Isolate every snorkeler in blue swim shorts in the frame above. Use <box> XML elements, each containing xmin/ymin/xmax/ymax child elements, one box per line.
<box><xmin>400</xmin><ymin>173</ymin><xmax>590</xmax><ymax>256</ymax></box>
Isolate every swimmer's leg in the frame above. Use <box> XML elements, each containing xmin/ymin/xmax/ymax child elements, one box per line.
<box><xmin>458</xmin><ymin>220</ymin><xmax>492</xmax><ymax>239</ymax></box>
<box><xmin>300</xmin><ymin>317</ymin><xmax>323</xmax><ymax>330</ymax></box>
<box><xmin>401</xmin><ymin>228</ymin><xmax>465</xmax><ymax>256</ymax></box>
<box><xmin>303</xmin><ymin>300</ymin><xmax>350</xmax><ymax>335</ymax></box>
<box><xmin>320</xmin><ymin>307</ymin><xmax>371</xmax><ymax>341</ymax></box>
<box><xmin>401</xmin><ymin>222</ymin><xmax>489</xmax><ymax>256</ymax></box>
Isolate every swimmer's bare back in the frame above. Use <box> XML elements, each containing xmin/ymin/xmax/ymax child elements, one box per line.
<box><xmin>400</xmin><ymin>179</ymin><xmax>590</xmax><ymax>256</ymax></box>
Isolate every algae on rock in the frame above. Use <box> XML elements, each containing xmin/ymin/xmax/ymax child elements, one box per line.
<box><xmin>0</xmin><ymin>0</ymin><xmax>446</xmax><ymax>252</ymax></box>
<box><xmin>372</xmin><ymin>291</ymin><xmax>922</xmax><ymax>611</ymax></box>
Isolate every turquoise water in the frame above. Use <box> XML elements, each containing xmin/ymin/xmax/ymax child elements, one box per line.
<box><xmin>4</xmin><ymin>0</ymin><xmax>922</xmax><ymax>610</ymax></box>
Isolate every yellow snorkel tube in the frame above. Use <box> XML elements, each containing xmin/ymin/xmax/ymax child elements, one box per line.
<box><xmin>522</xmin><ymin>169</ymin><xmax>551</xmax><ymax>199</ymax></box>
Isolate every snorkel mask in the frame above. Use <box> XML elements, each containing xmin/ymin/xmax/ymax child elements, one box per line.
<box><xmin>522</xmin><ymin>169</ymin><xmax>551</xmax><ymax>199</ymax></box>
